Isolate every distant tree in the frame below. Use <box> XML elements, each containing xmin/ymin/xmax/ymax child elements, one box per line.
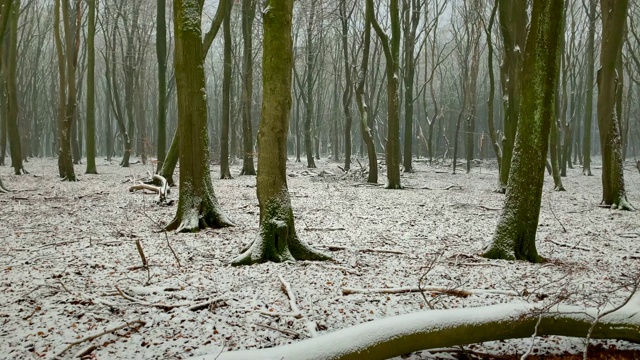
<box><xmin>232</xmin><ymin>0</ymin><xmax>329</xmax><ymax>265</ymax></box>
<box><xmin>597</xmin><ymin>0</ymin><xmax>634</xmax><ymax>210</ymax></box>
<box><xmin>85</xmin><ymin>0</ymin><xmax>97</xmax><ymax>174</ymax></box>
<box><xmin>167</xmin><ymin>0</ymin><xmax>234</xmax><ymax>232</ymax></box>
<box><xmin>368</xmin><ymin>0</ymin><xmax>402</xmax><ymax>189</ymax></box>
<box><xmin>239</xmin><ymin>0</ymin><xmax>256</xmax><ymax>176</ymax></box>
<box><xmin>156</xmin><ymin>0</ymin><xmax>168</xmax><ymax>172</ymax></box>
<box><xmin>483</xmin><ymin>0</ymin><xmax>565</xmax><ymax>262</ymax></box>
<box><xmin>220</xmin><ymin>0</ymin><xmax>233</xmax><ymax>179</ymax></box>
<box><xmin>339</xmin><ymin>0</ymin><xmax>354</xmax><ymax>172</ymax></box>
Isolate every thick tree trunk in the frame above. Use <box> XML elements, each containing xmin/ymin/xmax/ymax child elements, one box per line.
<box><xmin>166</xmin><ymin>0</ymin><xmax>234</xmax><ymax>232</ymax></box>
<box><xmin>484</xmin><ymin>0</ymin><xmax>564</xmax><ymax>262</ymax></box>
<box><xmin>232</xmin><ymin>0</ymin><xmax>328</xmax><ymax>266</ymax></box>
<box><xmin>597</xmin><ymin>0</ymin><xmax>633</xmax><ymax>210</ymax></box>
<box><xmin>193</xmin><ymin>294</ymin><xmax>640</xmax><ymax>360</ymax></box>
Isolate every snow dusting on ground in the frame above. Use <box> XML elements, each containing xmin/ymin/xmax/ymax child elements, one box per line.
<box><xmin>0</xmin><ymin>157</ymin><xmax>639</xmax><ymax>359</ymax></box>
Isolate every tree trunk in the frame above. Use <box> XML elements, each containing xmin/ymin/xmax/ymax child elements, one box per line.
<box><xmin>497</xmin><ymin>0</ymin><xmax>527</xmax><ymax>193</ymax></box>
<box><xmin>232</xmin><ymin>0</ymin><xmax>328</xmax><ymax>265</ymax></box>
<box><xmin>483</xmin><ymin>0</ymin><xmax>565</xmax><ymax>262</ymax></box>
<box><xmin>85</xmin><ymin>0</ymin><xmax>97</xmax><ymax>174</ymax></box>
<box><xmin>166</xmin><ymin>0</ymin><xmax>234</xmax><ymax>232</ymax></box>
<box><xmin>239</xmin><ymin>0</ymin><xmax>256</xmax><ymax>176</ymax></box>
<box><xmin>2</xmin><ymin>0</ymin><xmax>24</xmax><ymax>175</ymax></box>
<box><xmin>219</xmin><ymin>0</ymin><xmax>233</xmax><ymax>179</ymax></box>
<box><xmin>156</xmin><ymin>0</ymin><xmax>167</xmax><ymax>172</ymax></box>
<box><xmin>596</xmin><ymin>0</ymin><xmax>634</xmax><ymax>210</ymax></box>
<box><xmin>339</xmin><ymin>0</ymin><xmax>353</xmax><ymax>172</ymax></box>
<box><xmin>582</xmin><ymin>0</ymin><xmax>595</xmax><ymax>176</ymax></box>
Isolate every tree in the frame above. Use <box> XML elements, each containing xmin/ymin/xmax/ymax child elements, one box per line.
<box><xmin>596</xmin><ymin>0</ymin><xmax>634</xmax><ymax>210</ymax></box>
<box><xmin>496</xmin><ymin>0</ymin><xmax>527</xmax><ymax>193</ymax></box>
<box><xmin>354</xmin><ymin>0</ymin><xmax>378</xmax><ymax>184</ymax></box>
<box><xmin>401</xmin><ymin>0</ymin><xmax>422</xmax><ymax>173</ymax></box>
<box><xmin>232</xmin><ymin>0</ymin><xmax>329</xmax><ymax>265</ymax></box>
<box><xmin>167</xmin><ymin>0</ymin><xmax>234</xmax><ymax>232</ymax></box>
<box><xmin>483</xmin><ymin>0</ymin><xmax>565</xmax><ymax>262</ymax></box>
<box><xmin>54</xmin><ymin>0</ymin><xmax>78</xmax><ymax>181</ymax></box>
<box><xmin>219</xmin><ymin>0</ymin><xmax>233</xmax><ymax>179</ymax></box>
<box><xmin>369</xmin><ymin>0</ymin><xmax>402</xmax><ymax>189</ymax></box>
<box><xmin>156</xmin><ymin>0</ymin><xmax>167</xmax><ymax>172</ymax></box>
<box><xmin>239</xmin><ymin>0</ymin><xmax>256</xmax><ymax>176</ymax></box>
<box><xmin>0</xmin><ymin>0</ymin><xmax>25</xmax><ymax>175</ymax></box>
<box><xmin>85</xmin><ymin>0</ymin><xmax>97</xmax><ymax>174</ymax></box>
<box><xmin>339</xmin><ymin>0</ymin><xmax>354</xmax><ymax>172</ymax></box>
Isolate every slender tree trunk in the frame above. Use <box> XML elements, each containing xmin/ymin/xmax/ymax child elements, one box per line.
<box><xmin>339</xmin><ymin>0</ymin><xmax>353</xmax><ymax>171</ymax></box>
<box><xmin>220</xmin><ymin>0</ymin><xmax>233</xmax><ymax>179</ymax></box>
<box><xmin>85</xmin><ymin>0</ymin><xmax>97</xmax><ymax>174</ymax></box>
<box><xmin>582</xmin><ymin>0</ymin><xmax>595</xmax><ymax>176</ymax></box>
<box><xmin>240</xmin><ymin>0</ymin><xmax>256</xmax><ymax>175</ymax></box>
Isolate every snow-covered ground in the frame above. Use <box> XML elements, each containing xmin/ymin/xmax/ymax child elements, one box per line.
<box><xmin>0</xmin><ymin>157</ymin><xmax>638</xmax><ymax>359</ymax></box>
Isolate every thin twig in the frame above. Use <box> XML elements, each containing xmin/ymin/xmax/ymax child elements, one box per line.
<box><xmin>547</xmin><ymin>198</ymin><xmax>567</xmax><ymax>233</ymax></box>
<box><xmin>54</xmin><ymin>320</ymin><xmax>146</xmax><ymax>358</ymax></box>
<box><xmin>278</xmin><ymin>275</ymin><xmax>302</xmax><ymax>318</ymax></box>
<box><xmin>255</xmin><ymin>323</ymin><xmax>302</xmax><ymax>338</ymax></box>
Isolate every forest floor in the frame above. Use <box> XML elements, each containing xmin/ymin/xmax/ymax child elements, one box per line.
<box><xmin>0</xmin><ymin>156</ymin><xmax>639</xmax><ymax>360</ymax></box>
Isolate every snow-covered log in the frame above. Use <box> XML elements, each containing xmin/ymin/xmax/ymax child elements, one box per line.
<box><xmin>190</xmin><ymin>294</ymin><xmax>640</xmax><ymax>360</ymax></box>
<box><xmin>129</xmin><ymin>175</ymin><xmax>169</xmax><ymax>203</ymax></box>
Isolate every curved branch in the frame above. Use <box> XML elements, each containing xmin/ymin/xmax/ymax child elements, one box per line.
<box><xmin>191</xmin><ymin>295</ymin><xmax>640</xmax><ymax>360</ymax></box>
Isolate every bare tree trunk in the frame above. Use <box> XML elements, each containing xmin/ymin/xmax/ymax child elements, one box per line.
<box><xmin>239</xmin><ymin>0</ymin><xmax>256</xmax><ymax>175</ymax></box>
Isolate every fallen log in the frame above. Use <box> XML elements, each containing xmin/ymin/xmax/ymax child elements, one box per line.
<box><xmin>189</xmin><ymin>293</ymin><xmax>640</xmax><ymax>360</ymax></box>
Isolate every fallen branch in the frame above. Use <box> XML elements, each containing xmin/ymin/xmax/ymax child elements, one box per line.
<box><xmin>478</xmin><ymin>205</ymin><xmax>502</xmax><ymax>211</ymax></box>
<box><xmin>342</xmin><ymin>286</ymin><xmax>519</xmax><ymax>297</ymax></box>
<box><xmin>129</xmin><ymin>175</ymin><xmax>169</xmax><ymax>204</ymax></box>
<box><xmin>189</xmin><ymin>297</ymin><xmax>226</xmax><ymax>312</ymax></box>
<box><xmin>55</xmin><ymin>320</ymin><xmax>145</xmax><ymax>358</ymax></box>
<box><xmin>321</xmin><ymin>245</ymin><xmax>406</xmax><ymax>255</ymax></box>
<box><xmin>278</xmin><ymin>275</ymin><xmax>302</xmax><ymax>319</ymax></box>
<box><xmin>546</xmin><ymin>239</ymin><xmax>592</xmax><ymax>251</ymax></box>
<box><xmin>304</xmin><ymin>227</ymin><xmax>345</xmax><ymax>231</ymax></box>
<box><xmin>255</xmin><ymin>322</ymin><xmax>303</xmax><ymax>338</ymax></box>
<box><xmin>188</xmin><ymin>293</ymin><xmax>640</xmax><ymax>360</ymax></box>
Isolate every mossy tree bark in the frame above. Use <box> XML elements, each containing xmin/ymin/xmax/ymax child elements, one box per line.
<box><xmin>232</xmin><ymin>0</ymin><xmax>330</xmax><ymax>266</ymax></box>
<box><xmin>483</xmin><ymin>0</ymin><xmax>565</xmax><ymax>263</ymax></box>
<box><xmin>84</xmin><ymin>0</ymin><xmax>97</xmax><ymax>175</ymax></box>
<box><xmin>239</xmin><ymin>0</ymin><xmax>256</xmax><ymax>176</ymax></box>
<box><xmin>597</xmin><ymin>0</ymin><xmax>634</xmax><ymax>211</ymax></box>
<box><xmin>496</xmin><ymin>0</ymin><xmax>527</xmax><ymax>193</ymax></box>
<box><xmin>582</xmin><ymin>0</ymin><xmax>596</xmax><ymax>176</ymax></box>
<box><xmin>167</xmin><ymin>0</ymin><xmax>234</xmax><ymax>233</ymax></box>
<box><xmin>369</xmin><ymin>0</ymin><xmax>402</xmax><ymax>189</ymax></box>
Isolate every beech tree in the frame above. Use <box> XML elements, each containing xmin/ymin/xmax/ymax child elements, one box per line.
<box><xmin>369</xmin><ymin>0</ymin><xmax>402</xmax><ymax>189</ymax></box>
<box><xmin>596</xmin><ymin>0</ymin><xmax>634</xmax><ymax>210</ymax></box>
<box><xmin>483</xmin><ymin>0</ymin><xmax>565</xmax><ymax>262</ymax></box>
<box><xmin>167</xmin><ymin>0</ymin><xmax>234</xmax><ymax>232</ymax></box>
<box><xmin>239</xmin><ymin>0</ymin><xmax>256</xmax><ymax>176</ymax></box>
<box><xmin>232</xmin><ymin>0</ymin><xmax>329</xmax><ymax>265</ymax></box>
<box><xmin>85</xmin><ymin>0</ymin><xmax>97</xmax><ymax>174</ymax></box>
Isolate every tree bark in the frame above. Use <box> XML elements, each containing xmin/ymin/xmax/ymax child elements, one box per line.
<box><xmin>597</xmin><ymin>0</ymin><xmax>634</xmax><ymax>210</ymax></box>
<box><xmin>484</xmin><ymin>0</ymin><xmax>565</xmax><ymax>262</ymax></box>
<box><xmin>85</xmin><ymin>0</ymin><xmax>97</xmax><ymax>174</ymax></box>
<box><xmin>239</xmin><ymin>0</ymin><xmax>256</xmax><ymax>176</ymax></box>
<box><xmin>219</xmin><ymin>0</ymin><xmax>233</xmax><ymax>179</ymax></box>
<box><xmin>232</xmin><ymin>0</ymin><xmax>329</xmax><ymax>266</ymax></box>
<box><xmin>582</xmin><ymin>0</ymin><xmax>596</xmax><ymax>176</ymax></box>
<box><xmin>156</xmin><ymin>0</ymin><xmax>167</xmax><ymax>172</ymax></box>
<box><xmin>166</xmin><ymin>0</ymin><xmax>234</xmax><ymax>232</ymax></box>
